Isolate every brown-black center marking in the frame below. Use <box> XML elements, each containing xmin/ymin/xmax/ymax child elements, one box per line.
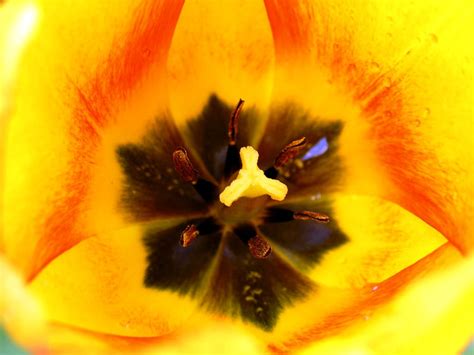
<box><xmin>116</xmin><ymin>95</ymin><xmax>348</xmax><ymax>331</ymax></box>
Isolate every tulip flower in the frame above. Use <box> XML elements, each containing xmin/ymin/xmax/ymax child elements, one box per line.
<box><xmin>1</xmin><ymin>0</ymin><xmax>473</xmax><ymax>354</ymax></box>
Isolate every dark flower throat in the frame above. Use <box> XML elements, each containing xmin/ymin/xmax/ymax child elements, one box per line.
<box><xmin>116</xmin><ymin>95</ymin><xmax>347</xmax><ymax>330</ymax></box>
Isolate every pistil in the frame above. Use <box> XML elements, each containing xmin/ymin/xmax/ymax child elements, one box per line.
<box><xmin>219</xmin><ymin>146</ymin><xmax>288</xmax><ymax>207</ymax></box>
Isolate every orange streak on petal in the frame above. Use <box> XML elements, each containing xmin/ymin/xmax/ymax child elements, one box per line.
<box><xmin>362</xmin><ymin>80</ymin><xmax>462</xmax><ymax>252</ymax></box>
<box><xmin>75</xmin><ymin>0</ymin><xmax>185</xmax><ymax>130</ymax></box>
<box><xmin>44</xmin><ymin>319</ymin><xmax>262</xmax><ymax>354</ymax></box>
<box><xmin>27</xmin><ymin>0</ymin><xmax>184</xmax><ymax>282</ymax></box>
<box><xmin>264</xmin><ymin>0</ymin><xmax>464</xmax><ymax>251</ymax></box>
<box><xmin>264</xmin><ymin>0</ymin><xmax>312</xmax><ymax>63</ymax></box>
<box><xmin>268</xmin><ymin>243</ymin><xmax>462</xmax><ymax>353</ymax></box>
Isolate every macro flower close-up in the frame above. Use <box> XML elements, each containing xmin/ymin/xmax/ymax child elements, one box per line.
<box><xmin>1</xmin><ymin>0</ymin><xmax>473</xmax><ymax>354</ymax></box>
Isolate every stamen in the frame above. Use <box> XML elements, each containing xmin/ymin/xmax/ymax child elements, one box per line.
<box><xmin>275</xmin><ymin>137</ymin><xmax>307</xmax><ymax>168</ymax></box>
<box><xmin>172</xmin><ymin>147</ymin><xmax>218</xmax><ymax>202</ymax></box>
<box><xmin>228</xmin><ymin>99</ymin><xmax>245</xmax><ymax>145</ymax></box>
<box><xmin>180</xmin><ymin>218</ymin><xmax>221</xmax><ymax>247</ymax></box>
<box><xmin>180</xmin><ymin>224</ymin><xmax>199</xmax><ymax>247</ymax></box>
<box><xmin>173</xmin><ymin>147</ymin><xmax>198</xmax><ymax>183</ymax></box>
<box><xmin>264</xmin><ymin>207</ymin><xmax>330</xmax><ymax>224</ymax></box>
<box><xmin>224</xmin><ymin>99</ymin><xmax>245</xmax><ymax>178</ymax></box>
<box><xmin>293</xmin><ymin>211</ymin><xmax>330</xmax><ymax>223</ymax></box>
<box><xmin>220</xmin><ymin>146</ymin><xmax>288</xmax><ymax>207</ymax></box>
<box><xmin>234</xmin><ymin>224</ymin><xmax>272</xmax><ymax>259</ymax></box>
<box><xmin>265</xmin><ymin>137</ymin><xmax>307</xmax><ymax>178</ymax></box>
<box><xmin>248</xmin><ymin>235</ymin><xmax>272</xmax><ymax>259</ymax></box>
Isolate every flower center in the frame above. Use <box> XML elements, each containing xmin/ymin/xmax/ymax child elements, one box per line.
<box><xmin>116</xmin><ymin>95</ymin><xmax>347</xmax><ymax>331</ymax></box>
<box><xmin>171</xmin><ymin>99</ymin><xmax>331</xmax><ymax>259</ymax></box>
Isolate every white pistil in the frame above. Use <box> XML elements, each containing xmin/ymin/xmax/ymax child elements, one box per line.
<box><xmin>219</xmin><ymin>146</ymin><xmax>288</xmax><ymax>207</ymax></box>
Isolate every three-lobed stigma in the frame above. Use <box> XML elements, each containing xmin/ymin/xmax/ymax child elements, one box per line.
<box><xmin>219</xmin><ymin>146</ymin><xmax>288</xmax><ymax>207</ymax></box>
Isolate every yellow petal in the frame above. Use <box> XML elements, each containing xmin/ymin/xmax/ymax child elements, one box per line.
<box><xmin>264</xmin><ymin>0</ymin><xmax>474</xmax><ymax>252</ymax></box>
<box><xmin>299</xmin><ymin>253</ymin><xmax>474</xmax><ymax>355</ymax></box>
<box><xmin>0</xmin><ymin>0</ymin><xmax>38</xmax><ymax>251</ymax></box>
<box><xmin>0</xmin><ymin>256</ymin><xmax>46</xmax><ymax>350</ymax></box>
<box><xmin>42</xmin><ymin>318</ymin><xmax>264</xmax><ymax>354</ymax></box>
<box><xmin>167</xmin><ymin>0</ymin><xmax>274</xmax><ymax>134</ymax></box>
<box><xmin>270</xmin><ymin>243</ymin><xmax>464</xmax><ymax>352</ymax></box>
<box><xmin>0</xmin><ymin>0</ymin><xmax>38</xmax><ymax>118</ymax></box>
<box><xmin>28</xmin><ymin>222</ymin><xmax>197</xmax><ymax>337</ymax></box>
<box><xmin>260</xmin><ymin>2</ymin><xmax>474</xmax><ymax>351</ymax></box>
<box><xmin>3</xmin><ymin>0</ymin><xmax>184</xmax><ymax>279</ymax></box>
<box><xmin>309</xmin><ymin>194</ymin><xmax>447</xmax><ymax>288</ymax></box>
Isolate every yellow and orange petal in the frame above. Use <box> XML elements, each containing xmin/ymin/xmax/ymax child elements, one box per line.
<box><xmin>264</xmin><ymin>0</ymin><xmax>474</xmax><ymax>252</ymax></box>
<box><xmin>4</xmin><ymin>249</ymin><xmax>473</xmax><ymax>354</ymax></box>
<box><xmin>3</xmin><ymin>0</ymin><xmax>184</xmax><ymax>280</ymax></box>
<box><xmin>298</xmin><ymin>252</ymin><xmax>474</xmax><ymax>355</ymax></box>
<box><xmin>1</xmin><ymin>0</ymin><xmax>473</xmax><ymax>353</ymax></box>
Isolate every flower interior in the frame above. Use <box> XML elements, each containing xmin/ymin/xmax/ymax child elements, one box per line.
<box><xmin>116</xmin><ymin>95</ymin><xmax>347</xmax><ymax>331</ymax></box>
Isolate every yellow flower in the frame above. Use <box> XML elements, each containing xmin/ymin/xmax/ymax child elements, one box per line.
<box><xmin>1</xmin><ymin>0</ymin><xmax>473</xmax><ymax>354</ymax></box>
